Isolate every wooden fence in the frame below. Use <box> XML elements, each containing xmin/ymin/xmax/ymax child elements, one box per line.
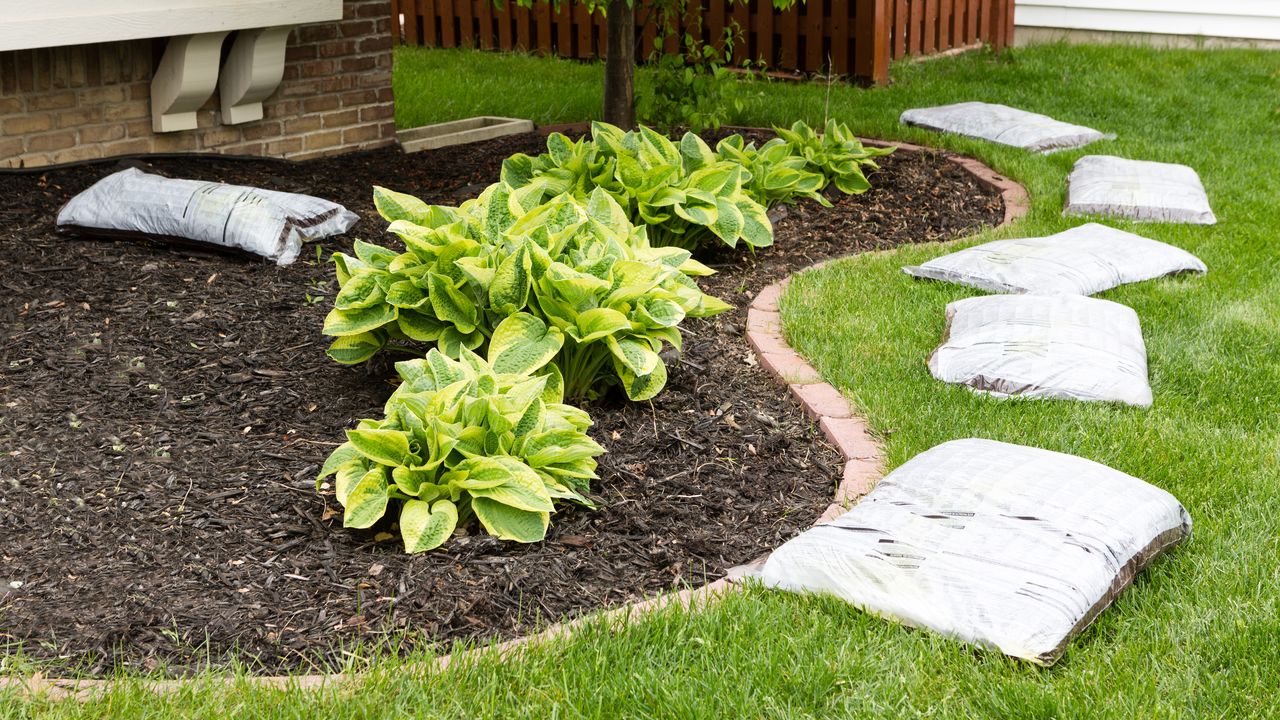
<box><xmin>390</xmin><ymin>0</ymin><xmax>1013</xmax><ymax>85</ymax></box>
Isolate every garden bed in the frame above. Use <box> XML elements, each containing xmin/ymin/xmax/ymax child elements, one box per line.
<box><xmin>0</xmin><ymin>131</ymin><xmax>1001</xmax><ymax>676</ymax></box>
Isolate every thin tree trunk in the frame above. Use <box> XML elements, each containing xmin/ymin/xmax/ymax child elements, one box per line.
<box><xmin>602</xmin><ymin>0</ymin><xmax>635</xmax><ymax>128</ymax></box>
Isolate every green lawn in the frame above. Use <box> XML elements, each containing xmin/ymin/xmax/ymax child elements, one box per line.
<box><xmin>9</xmin><ymin>44</ymin><xmax>1280</xmax><ymax>718</ymax></box>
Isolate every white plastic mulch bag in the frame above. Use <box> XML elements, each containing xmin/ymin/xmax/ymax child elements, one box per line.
<box><xmin>899</xmin><ymin>102</ymin><xmax>1110</xmax><ymax>152</ymax></box>
<box><xmin>903</xmin><ymin>223</ymin><xmax>1207</xmax><ymax>295</ymax></box>
<box><xmin>1065</xmin><ymin>155</ymin><xmax>1216</xmax><ymax>225</ymax></box>
<box><xmin>755</xmin><ymin>438</ymin><xmax>1191</xmax><ymax>665</ymax></box>
<box><xmin>928</xmin><ymin>294</ymin><xmax>1152</xmax><ymax>407</ymax></box>
<box><xmin>56</xmin><ymin>168</ymin><xmax>358</xmax><ymax>265</ymax></box>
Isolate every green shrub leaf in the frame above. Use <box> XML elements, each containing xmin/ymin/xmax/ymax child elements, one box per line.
<box><xmin>346</xmin><ymin>428</ymin><xmax>411</xmax><ymax>466</ymax></box>
<box><xmin>488</xmin><ymin>313</ymin><xmax>564</xmax><ymax>375</ymax></box>
<box><xmin>471</xmin><ymin>497</ymin><xmax>549</xmax><ymax>543</ymax></box>
<box><xmin>400</xmin><ymin>499</ymin><xmax>458</xmax><ymax>553</ymax></box>
<box><xmin>343</xmin><ymin>467</ymin><xmax>389</xmax><ymax>529</ymax></box>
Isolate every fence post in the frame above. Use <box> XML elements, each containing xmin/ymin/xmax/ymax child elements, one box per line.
<box><xmin>853</xmin><ymin>0</ymin><xmax>889</xmax><ymax>85</ymax></box>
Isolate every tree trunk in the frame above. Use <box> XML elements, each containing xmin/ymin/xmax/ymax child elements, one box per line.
<box><xmin>602</xmin><ymin>0</ymin><xmax>635</xmax><ymax>129</ymax></box>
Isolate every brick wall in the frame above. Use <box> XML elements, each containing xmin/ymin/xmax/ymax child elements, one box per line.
<box><xmin>0</xmin><ymin>0</ymin><xmax>396</xmax><ymax>169</ymax></box>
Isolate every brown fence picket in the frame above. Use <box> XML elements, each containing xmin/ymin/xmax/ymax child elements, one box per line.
<box><xmin>397</xmin><ymin>0</ymin><xmax>1012</xmax><ymax>85</ymax></box>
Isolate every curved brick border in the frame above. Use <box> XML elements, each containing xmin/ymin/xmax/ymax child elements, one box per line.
<box><xmin>3</xmin><ymin>139</ymin><xmax>1028</xmax><ymax>702</ymax></box>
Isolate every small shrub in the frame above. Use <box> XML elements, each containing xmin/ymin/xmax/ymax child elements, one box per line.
<box><xmin>317</xmin><ymin>329</ymin><xmax>604</xmax><ymax>552</ymax></box>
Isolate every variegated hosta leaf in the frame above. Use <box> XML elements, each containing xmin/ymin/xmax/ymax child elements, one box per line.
<box><xmin>400</xmin><ymin>498</ymin><xmax>458</xmax><ymax>553</ymax></box>
<box><xmin>487</xmin><ymin>313</ymin><xmax>564</xmax><ymax>376</ymax></box>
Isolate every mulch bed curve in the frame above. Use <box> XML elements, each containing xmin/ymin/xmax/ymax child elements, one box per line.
<box><xmin>0</xmin><ymin>130</ymin><xmax>1002</xmax><ymax>676</ymax></box>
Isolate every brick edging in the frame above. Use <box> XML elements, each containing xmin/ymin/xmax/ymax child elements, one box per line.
<box><xmin>3</xmin><ymin>140</ymin><xmax>1029</xmax><ymax>702</ymax></box>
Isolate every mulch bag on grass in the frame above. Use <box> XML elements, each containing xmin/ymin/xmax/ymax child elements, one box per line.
<box><xmin>903</xmin><ymin>222</ymin><xmax>1207</xmax><ymax>295</ymax></box>
<box><xmin>900</xmin><ymin>101</ymin><xmax>1110</xmax><ymax>152</ymax></box>
<box><xmin>56</xmin><ymin>167</ymin><xmax>358</xmax><ymax>265</ymax></box>
<box><xmin>753</xmin><ymin>438</ymin><xmax>1191</xmax><ymax>665</ymax></box>
<box><xmin>928</xmin><ymin>294</ymin><xmax>1152</xmax><ymax>407</ymax></box>
<box><xmin>1065</xmin><ymin>155</ymin><xmax>1216</xmax><ymax>224</ymax></box>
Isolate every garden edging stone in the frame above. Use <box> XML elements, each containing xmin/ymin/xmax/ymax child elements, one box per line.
<box><xmin>2</xmin><ymin>135</ymin><xmax>1028</xmax><ymax>702</ymax></box>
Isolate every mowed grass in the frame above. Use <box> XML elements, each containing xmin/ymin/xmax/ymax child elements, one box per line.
<box><xmin>8</xmin><ymin>44</ymin><xmax>1280</xmax><ymax>718</ymax></box>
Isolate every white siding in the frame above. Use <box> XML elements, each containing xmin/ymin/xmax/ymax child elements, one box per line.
<box><xmin>1016</xmin><ymin>0</ymin><xmax>1280</xmax><ymax>41</ymax></box>
<box><xmin>0</xmin><ymin>0</ymin><xmax>344</xmax><ymax>52</ymax></box>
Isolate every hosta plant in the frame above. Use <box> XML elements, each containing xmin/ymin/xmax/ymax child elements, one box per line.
<box><xmin>502</xmin><ymin>122</ymin><xmax>774</xmax><ymax>252</ymax></box>
<box><xmin>774</xmin><ymin>119</ymin><xmax>896</xmax><ymax>195</ymax></box>
<box><xmin>714</xmin><ymin>134</ymin><xmax>830</xmax><ymax>209</ymax></box>
<box><xmin>322</xmin><ymin>184</ymin><xmax>731</xmax><ymax>401</ymax></box>
<box><xmin>317</xmin><ymin>327</ymin><xmax>604</xmax><ymax>553</ymax></box>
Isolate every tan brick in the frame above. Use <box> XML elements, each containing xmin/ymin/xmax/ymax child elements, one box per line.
<box><xmin>0</xmin><ymin>96</ymin><xmax>23</xmax><ymax>114</ymax></box>
<box><xmin>264</xmin><ymin>99</ymin><xmax>301</xmax><ymax>119</ymax></box>
<box><xmin>125</xmin><ymin>119</ymin><xmax>151</xmax><ymax>137</ymax></box>
<box><xmin>152</xmin><ymin>133</ymin><xmax>199</xmax><ymax>152</ymax></box>
<box><xmin>49</xmin><ymin>145</ymin><xmax>106</xmax><ymax>164</ymax></box>
<box><xmin>80</xmin><ymin>124</ymin><xmax>126</xmax><ymax>143</ymax></box>
<box><xmin>79</xmin><ymin>85</ymin><xmax>128</xmax><ymax>104</ymax></box>
<box><xmin>340</xmin><ymin>89</ymin><xmax>376</xmax><ymax>107</ymax></box>
<box><xmin>216</xmin><ymin>141</ymin><xmax>266</xmax><ymax>156</ymax></box>
<box><xmin>197</xmin><ymin>127</ymin><xmax>243</xmax><ymax>148</ymax></box>
<box><xmin>302</xmin><ymin>130</ymin><xmax>341</xmax><ymax>151</ymax></box>
<box><xmin>55</xmin><ymin>107</ymin><xmax>103</xmax><ymax>128</ymax></box>
<box><xmin>0</xmin><ymin>137</ymin><xmax>24</xmax><ymax>160</ymax></box>
<box><xmin>283</xmin><ymin>115</ymin><xmax>322</xmax><ymax>134</ymax></box>
<box><xmin>341</xmin><ymin>123</ymin><xmax>380</xmax><ymax>144</ymax></box>
<box><xmin>266</xmin><ymin>136</ymin><xmax>303</xmax><ymax>155</ymax></box>
<box><xmin>4</xmin><ymin>114</ymin><xmax>52</xmax><ymax>134</ymax></box>
<box><xmin>104</xmin><ymin>101</ymin><xmax>149</xmax><ymax>122</ymax></box>
<box><xmin>28</xmin><ymin>91</ymin><xmax>76</xmax><ymax>111</ymax></box>
<box><xmin>16</xmin><ymin>153</ymin><xmax>54</xmax><ymax>169</ymax></box>
<box><xmin>129</xmin><ymin>82</ymin><xmax>151</xmax><ymax>101</ymax></box>
<box><xmin>27</xmin><ymin>130</ymin><xmax>77</xmax><ymax>152</ymax></box>
<box><xmin>321</xmin><ymin>109</ymin><xmax>359</xmax><ymax>128</ymax></box>
<box><xmin>302</xmin><ymin>95</ymin><xmax>341</xmax><ymax>113</ymax></box>
<box><xmin>101</xmin><ymin>138</ymin><xmax>154</xmax><ymax>156</ymax></box>
<box><xmin>359</xmin><ymin>104</ymin><xmax>393</xmax><ymax>122</ymax></box>
<box><xmin>241</xmin><ymin>120</ymin><xmax>283</xmax><ymax>141</ymax></box>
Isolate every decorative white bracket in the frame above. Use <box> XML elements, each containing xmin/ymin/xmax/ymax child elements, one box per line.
<box><xmin>219</xmin><ymin>26</ymin><xmax>294</xmax><ymax>125</ymax></box>
<box><xmin>151</xmin><ymin>32</ymin><xmax>229</xmax><ymax>133</ymax></box>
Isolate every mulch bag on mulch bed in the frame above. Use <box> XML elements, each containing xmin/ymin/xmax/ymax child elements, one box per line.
<box><xmin>927</xmin><ymin>294</ymin><xmax>1153</xmax><ymax>407</ymax></box>
<box><xmin>1064</xmin><ymin>155</ymin><xmax>1216</xmax><ymax>225</ymax></box>
<box><xmin>56</xmin><ymin>167</ymin><xmax>358</xmax><ymax>265</ymax></box>
<box><xmin>903</xmin><ymin>222</ymin><xmax>1207</xmax><ymax>295</ymax></box>
<box><xmin>752</xmin><ymin>438</ymin><xmax>1191</xmax><ymax>665</ymax></box>
<box><xmin>900</xmin><ymin>101</ymin><xmax>1111</xmax><ymax>153</ymax></box>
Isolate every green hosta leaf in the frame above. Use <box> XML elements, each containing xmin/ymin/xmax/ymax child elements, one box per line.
<box><xmin>573</xmin><ymin>306</ymin><xmax>630</xmax><ymax>342</ymax></box>
<box><xmin>438</xmin><ymin>326</ymin><xmax>485</xmax><ymax>357</ymax></box>
<box><xmin>522</xmin><ymin>429</ymin><xmax>605</xmax><ymax>467</ymax></box>
<box><xmin>323</xmin><ymin>303</ymin><xmax>397</xmax><ymax>337</ymax></box>
<box><xmin>674</xmin><ymin>195</ymin><xmax>718</xmax><ymax>227</ymax></box>
<box><xmin>353</xmin><ymin>240</ymin><xmax>398</xmax><ymax>269</ymax></box>
<box><xmin>391</xmin><ymin>465</ymin><xmax>430</xmax><ymax>496</ymax></box>
<box><xmin>326</xmin><ymin>331</ymin><xmax>386</xmax><ymax>365</ymax></box>
<box><xmin>606</xmin><ymin>336</ymin><xmax>660</xmax><ymax>376</ymax></box>
<box><xmin>585</xmin><ymin>187</ymin><xmax>631</xmax><ymax>234</ymax></box>
<box><xmin>385</xmin><ymin>280</ymin><xmax>430</xmax><ymax>310</ymax></box>
<box><xmin>488</xmin><ymin>313</ymin><xmax>564</xmax><ymax>375</ymax></box>
<box><xmin>400</xmin><ymin>499</ymin><xmax>458</xmax><ymax>553</ymax></box>
<box><xmin>334</xmin><ymin>272</ymin><xmax>386</xmax><ymax>310</ymax></box>
<box><xmin>710</xmin><ymin>197</ymin><xmax>745</xmax><ymax>246</ymax></box>
<box><xmin>471</xmin><ymin>496</ymin><xmax>550</xmax><ymax>543</ymax></box>
<box><xmin>679</xmin><ymin>132</ymin><xmax>716</xmax><ymax>171</ymax></box>
<box><xmin>692</xmin><ymin>293</ymin><xmax>734</xmax><ymax>318</ymax></box>
<box><xmin>835</xmin><ymin>169</ymin><xmax>871</xmax><ymax>194</ymax></box>
<box><xmin>318</xmin><ymin>442</ymin><xmax>361</xmax><ymax>483</ymax></box>
<box><xmin>398</xmin><ymin>309</ymin><xmax>447</xmax><ymax>342</ymax></box>
<box><xmin>330</xmin><ymin>253</ymin><xmax>365</xmax><ymax>285</ymax></box>
<box><xmin>343</xmin><ymin>467</ymin><xmax>389</xmax><ymax>529</ymax></box>
<box><xmin>736</xmin><ymin>199</ymin><xmax>774</xmax><ymax>249</ymax></box>
<box><xmin>489</xmin><ymin>244</ymin><xmax>532</xmax><ymax>316</ymax></box>
<box><xmin>334</xmin><ymin>460</ymin><xmax>367</xmax><ymax>506</ymax></box>
<box><xmin>373</xmin><ymin>185</ymin><xmax>434</xmax><ymax>224</ymax></box>
<box><xmin>637</xmin><ymin>298</ymin><xmax>686</xmax><ymax>328</ymax></box>
<box><xmin>467</xmin><ymin>457</ymin><xmax>554</xmax><ymax>513</ymax></box>
<box><xmin>346</xmin><ymin>428</ymin><xmax>411</xmax><ymax>466</ymax></box>
<box><xmin>615</xmin><ymin>354</ymin><xmax>668</xmax><ymax>402</ymax></box>
<box><xmin>501</xmin><ymin>153</ymin><xmax>535</xmax><ymax>188</ymax></box>
<box><xmin>427</xmin><ymin>272</ymin><xmax>478</xmax><ymax>334</ymax></box>
<box><xmin>537</xmin><ymin>363</ymin><xmax>565</xmax><ymax>404</ymax></box>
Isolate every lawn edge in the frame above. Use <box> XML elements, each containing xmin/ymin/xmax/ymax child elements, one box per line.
<box><xmin>0</xmin><ymin>135</ymin><xmax>1028</xmax><ymax>703</ymax></box>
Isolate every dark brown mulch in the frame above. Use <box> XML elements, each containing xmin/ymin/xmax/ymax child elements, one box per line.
<box><xmin>0</xmin><ymin>131</ymin><xmax>1001</xmax><ymax>677</ymax></box>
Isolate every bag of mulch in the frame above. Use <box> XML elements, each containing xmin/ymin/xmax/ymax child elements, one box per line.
<box><xmin>1065</xmin><ymin>155</ymin><xmax>1216</xmax><ymax>225</ymax></box>
<box><xmin>900</xmin><ymin>102</ymin><xmax>1111</xmax><ymax>153</ymax></box>
<box><xmin>751</xmin><ymin>438</ymin><xmax>1191</xmax><ymax>665</ymax></box>
<box><xmin>928</xmin><ymin>294</ymin><xmax>1152</xmax><ymax>407</ymax></box>
<box><xmin>903</xmin><ymin>223</ymin><xmax>1207</xmax><ymax>296</ymax></box>
<box><xmin>56</xmin><ymin>168</ymin><xmax>358</xmax><ymax>265</ymax></box>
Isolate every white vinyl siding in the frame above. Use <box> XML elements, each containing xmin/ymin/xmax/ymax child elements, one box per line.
<box><xmin>1016</xmin><ymin>0</ymin><xmax>1280</xmax><ymax>41</ymax></box>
